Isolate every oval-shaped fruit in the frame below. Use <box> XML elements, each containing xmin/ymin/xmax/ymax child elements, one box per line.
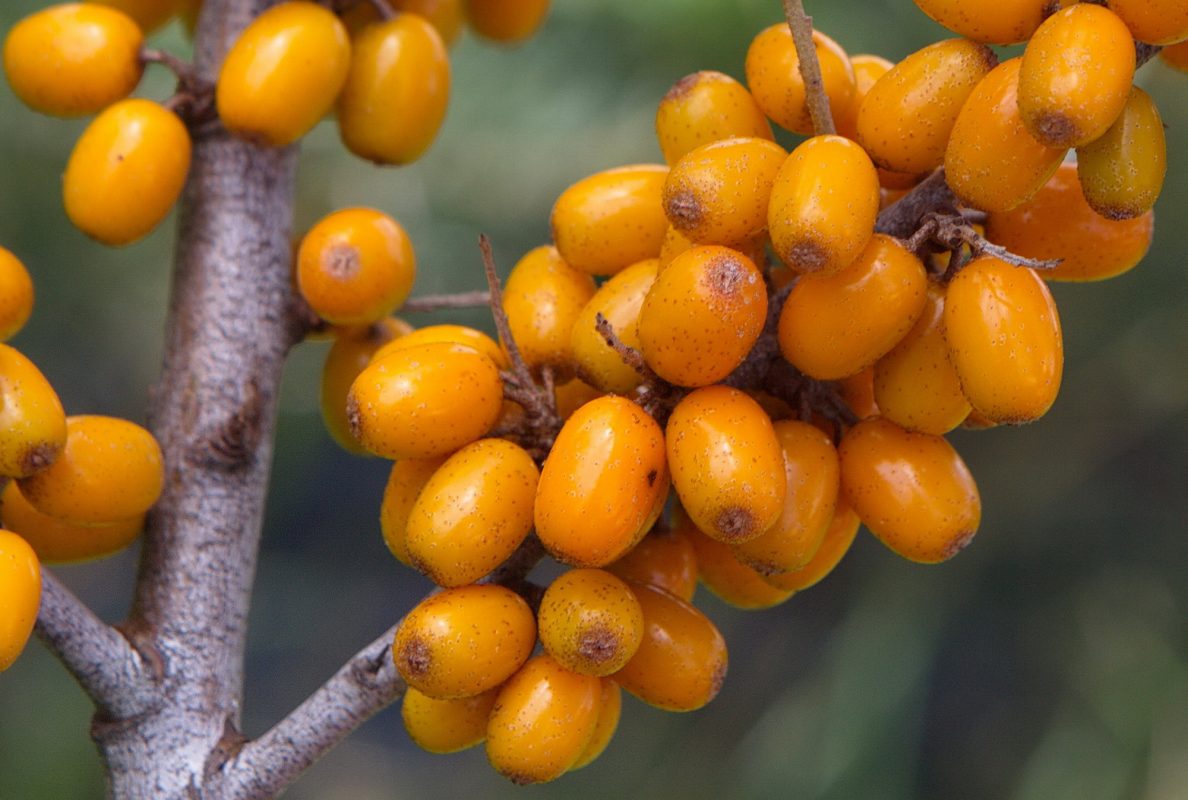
<box><xmin>3</xmin><ymin>3</ymin><xmax>144</xmax><ymax>117</ymax></box>
<box><xmin>615</xmin><ymin>581</ymin><xmax>728</xmax><ymax>712</ymax></box>
<box><xmin>840</xmin><ymin>417</ymin><xmax>981</xmax><ymax>563</ymax></box>
<box><xmin>837</xmin><ymin>53</ymin><xmax>893</xmax><ymax>142</ymax></box>
<box><xmin>0</xmin><ymin>345</ymin><xmax>67</xmax><ymax>479</ymax></box>
<box><xmin>320</xmin><ymin>318</ymin><xmax>411</xmax><ymax>454</ymax></box>
<box><xmin>571</xmin><ymin>679</ymin><xmax>621</xmax><ymax>770</ymax></box>
<box><xmin>90</xmin><ymin>0</ymin><xmax>178</xmax><ymax>33</ymax></box>
<box><xmin>856</xmin><ymin>38</ymin><xmax>996</xmax><ymax>173</ymax></box>
<box><xmin>1162</xmin><ymin>41</ymin><xmax>1188</xmax><ymax>72</ymax></box>
<box><xmin>502</xmin><ymin>245</ymin><xmax>596</xmax><ymax>378</ymax></box>
<box><xmin>1077</xmin><ymin>87</ymin><xmax>1166</xmax><ymax>221</ymax></box>
<box><xmin>666</xmin><ymin>386</ymin><xmax>786</xmax><ymax>544</ymax></box>
<box><xmin>1</xmin><ymin>482</ymin><xmax>142</xmax><ymax>564</ymax></box>
<box><xmin>678</xmin><ymin>507</ymin><xmax>795</xmax><ymax>609</ymax></box>
<box><xmin>911</xmin><ymin>0</ymin><xmax>1051</xmax><ymax>43</ymax></box>
<box><xmin>943</xmin><ymin>256</ymin><xmax>1063</xmax><ymax>424</ymax></box>
<box><xmin>1104</xmin><ymin>0</ymin><xmax>1188</xmax><ymax>44</ymax></box>
<box><xmin>216</xmin><ymin>1</ymin><xmax>350</xmax><ymax>146</ymax></box>
<box><xmin>405</xmin><ymin>438</ymin><xmax>539</xmax><ymax>587</ymax></box>
<box><xmin>0</xmin><ymin>247</ymin><xmax>34</xmax><ymax>342</ymax></box>
<box><xmin>570</xmin><ymin>258</ymin><xmax>657</xmax><ymax>394</ymax></box>
<box><xmin>606</xmin><ymin>523</ymin><xmax>698</xmax><ymax>602</ymax></box>
<box><xmin>373</xmin><ymin>324</ymin><xmax>505</xmax><ymax>369</ymax></box>
<box><xmin>485</xmin><ymin>654</ymin><xmax>601</xmax><ymax>785</ymax></box>
<box><xmin>764</xmin><ymin>500</ymin><xmax>860</xmax><ymax>592</ymax></box>
<box><xmin>63</xmin><ymin>98</ymin><xmax>192</xmax><ymax>246</ymax></box>
<box><xmin>552</xmin><ymin>377</ymin><xmax>600</xmax><ymax>420</ymax></box>
<box><xmin>655</xmin><ymin>70</ymin><xmax>774</xmax><ymax>165</ymax></box>
<box><xmin>0</xmin><ymin>528</ymin><xmax>40</xmax><ymax>671</ymax></box>
<box><xmin>550</xmin><ymin>165</ymin><xmax>669</xmax><ymax>276</ymax></box>
<box><xmin>744</xmin><ymin>24</ymin><xmax>855</xmax><ymax>135</ymax></box>
<box><xmin>638</xmin><ymin>245</ymin><xmax>766</xmax><ymax>387</ymax></box>
<box><xmin>465</xmin><ymin>0</ymin><xmax>551</xmax><ymax>43</ymax></box>
<box><xmin>768</xmin><ymin>135</ymin><xmax>880</xmax><ymax>275</ymax></box>
<box><xmin>538</xmin><ymin>568</ymin><xmax>643</xmax><ymax>676</ymax></box>
<box><xmin>778</xmin><ymin>234</ymin><xmax>928</xmax><ymax>380</ymax></box>
<box><xmin>347</xmin><ymin>341</ymin><xmax>503</xmax><ymax>459</ymax></box>
<box><xmin>337</xmin><ymin>13</ymin><xmax>450</xmax><ymax>165</ymax></box>
<box><xmin>342</xmin><ymin>0</ymin><xmax>464</xmax><ymax>45</ymax></box>
<box><xmin>393</xmin><ymin>584</ymin><xmax>536</xmax><ymax>699</ymax></box>
<box><xmin>401</xmin><ymin>685</ymin><xmax>498</xmax><ymax>754</ymax></box>
<box><xmin>535</xmin><ymin>396</ymin><xmax>669</xmax><ymax>567</ymax></box>
<box><xmin>379</xmin><ymin>456</ymin><xmax>445</xmax><ymax>566</ymax></box>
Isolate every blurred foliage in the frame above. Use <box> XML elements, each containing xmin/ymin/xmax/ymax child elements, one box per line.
<box><xmin>1</xmin><ymin>0</ymin><xmax>1187</xmax><ymax>798</ymax></box>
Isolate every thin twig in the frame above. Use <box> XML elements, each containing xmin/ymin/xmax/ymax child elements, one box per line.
<box><xmin>366</xmin><ymin>0</ymin><xmax>398</xmax><ymax>20</ymax></box>
<box><xmin>401</xmin><ymin>290</ymin><xmax>491</xmax><ymax>313</ymax></box>
<box><xmin>783</xmin><ymin>0</ymin><xmax>835</xmax><ymax>136</ymax></box>
<box><xmin>875</xmin><ymin>169</ymin><xmax>958</xmax><ymax>238</ymax></box>
<box><xmin>593</xmin><ymin>313</ymin><xmax>657</xmax><ymax>382</ymax></box>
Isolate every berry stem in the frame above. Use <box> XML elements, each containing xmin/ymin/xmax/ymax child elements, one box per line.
<box><xmin>402</xmin><ymin>290</ymin><xmax>492</xmax><ymax>313</ymax></box>
<box><xmin>782</xmin><ymin>0</ymin><xmax>836</xmax><ymax>136</ymax></box>
<box><xmin>365</xmin><ymin>0</ymin><xmax>399</xmax><ymax>20</ymax></box>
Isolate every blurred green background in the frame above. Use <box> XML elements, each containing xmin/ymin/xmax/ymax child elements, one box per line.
<box><xmin>2</xmin><ymin>1</ymin><xmax>1187</xmax><ymax>798</ymax></box>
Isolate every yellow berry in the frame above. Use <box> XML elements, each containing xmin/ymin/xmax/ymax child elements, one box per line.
<box><xmin>0</xmin><ymin>247</ymin><xmax>34</xmax><ymax>342</ymax></box>
<box><xmin>606</xmin><ymin>523</ymin><xmax>698</xmax><ymax>602</ymax></box>
<box><xmin>502</xmin><ymin>245</ymin><xmax>596</xmax><ymax>378</ymax></box>
<box><xmin>465</xmin><ymin>0</ymin><xmax>551</xmax><ymax>43</ymax></box>
<box><xmin>655</xmin><ymin>70</ymin><xmax>774</xmax><ymax>165</ymax></box>
<box><xmin>745</xmin><ymin>24</ymin><xmax>855</xmax><ymax>135</ymax></box>
<box><xmin>320</xmin><ymin>318</ymin><xmax>411</xmax><ymax>454</ymax></box>
<box><xmin>0</xmin><ymin>344</ymin><xmax>67</xmax><ymax>479</ymax></box>
<box><xmin>1076</xmin><ymin>87</ymin><xmax>1167</xmax><ymax>221</ymax></box>
<box><xmin>401</xmin><ymin>686</ymin><xmax>499</xmax><ymax>754</ymax></box>
<box><xmin>570</xmin><ymin>679</ymin><xmax>621</xmax><ymax>770</ymax></box>
<box><xmin>570</xmin><ymin>258</ymin><xmax>658</xmax><ymax>394</ymax></box>
<box><xmin>1</xmin><ymin>482</ymin><xmax>142</xmax><ymax>564</ymax></box>
<box><xmin>0</xmin><ymin>529</ymin><xmax>40</xmax><ymax>671</ymax></box>
<box><xmin>379</xmin><ymin>456</ymin><xmax>445</xmax><ymax>567</ymax></box>
<box><xmin>537</xmin><ymin>568</ymin><xmax>644</xmax><ymax>677</ymax></box>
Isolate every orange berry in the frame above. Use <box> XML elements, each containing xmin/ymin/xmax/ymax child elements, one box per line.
<box><xmin>337</xmin><ymin>14</ymin><xmax>450</xmax><ymax>165</ymax></box>
<box><xmin>343</xmin><ymin>0</ymin><xmax>464</xmax><ymax>46</ymax></box>
<box><xmin>1160</xmin><ymin>40</ymin><xmax>1188</xmax><ymax>71</ymax></box>
<box><xmin>873</xmin><ymin>283</ymin><xmax>971</xmax><ymax>434</ymax></box>
<box><xmin>405</xmin><ymin>439</ymin><xmax>539</xmax><ymax>587</ymax></box>
<box><xmin>89</xmin><ymin>0</ymin><xmax>178</xmax><ymax>32</ymax></box>
<box><xmin>1076</xmin><ymin>87</ymin><xmax>1166</xmax><ymax>221</ymax></box>
<box><xmin>372</xmin><ymin>323</ymin><xmax>505</xmax><ymax>368</ymax></box>
<box><xmin>297</xmin><ymin>208</ymin><xmax>416</xmax><ymax>326</ymax></box>
<box><xmin>485</xmin><ymin>654</ymin><xmax>601</xmax><ymax>785</ymax></box>
<box><xmin>570</xmin><ymin>258</ymin><xmax>658</xmax><ymax>394</ymax></box>
<box><xmin>0</xmin><ymin>529</ymin><xmax>40</xmax><ymax>671</ymax></box>
<box><xmin>465</xmin><ymin>0</ymin><xmax>550</xmax><ymax>43</ymax></box>
<box><xmin>1018</xmin><ymin>5</ymin><xmax>1135</xmax><ymax>149</ymax></box>
<box><xmin>679</xmin><ymin>509</ymin><xmax>795</xmax><ymax>610</ymax></box>
<box><xmin>856</xmin><ymin>39</ymin><xmax>997</xmax><ymax>174</ymax></box>
<box><xmin>615</xmin><ymin>582</ymin><xmax>728</xmax><ymax>712</ymax></box>
<box><xmin>570</xmin><ymin>678</ymin><xmax>621</xmax><ymax>770</ymax></box>
<box><xmin>945</xmin><ymin>58</ymin><xmax>1067</xmax><ymax>213</ymax></box>
<box><xmin>347</xmin><ymin>341</ymin><xmax>503</xmax><ymax>459</ymax></box>
<box><xmin>535</xmin><ymin>396</ymin><xmax>669</xmax><ymax>567</ymax></box>
<box><xmin>502</xmin><ymin>245</ymin><xmax>596</xmax><ymax>378</ymax></box>
<box><xmin>836</xmin><ymin>367</ymin><xmax>880</xmax><ymax>420</ymax></box>
<box><xmin>744</xmin><ymin>24</ymin><xmax>855</xmax><ymax>135</ymax></box>
<box><xmin>3</xmin><ymin>3</ymin><xmax>144</xmax><ymax>117</ymax></box>
<box><xmin>1</xmin><ymin>482</ymin><xmax>142</xmax><ymax>564</ymax></box>
<box><xmin>538</xmin><ymin>568</ymin><xmax>644</xmax><ymax>677</ymax></box>
<box><xmin>216</xmin><ymin>2</ymin><xmax>350</xmax><ymax>146</ymax></box>
<box><xmin>764</xmin><ymin>500</ymin><xmax>860</xmax><ymax>592</ymax></box>
<box><xmin>732</xmin><ymin>420</ymin><xmax>839</xmax><ymax>576</ymax></box>
<box><xmin>768</xmin><ymin>135</ymin><xmax>880</xmax><ymax>276</ymax></box>
<box><xmin>666</xmin><ymin>386</ymin><xmax>786</xmax><ymax>544</ymax></box>
<box><xmin>607</xmin><ymin>522</ymin><xmax>698</xmax><ymax>602</ymax></box>
<box><xmin>379</xmin><ymin>456</ymin><xmax>445</xmax><ymax>566</ymax></box>
<box><xmin>910</xmin><ymin>0</ymin><xmax>1051</xmax><ymax>44</ymax></box>
<box><xmin>0</xmin><ymin>247</ymin><xmax>34</xmax><ymax>342</ymax></box>
<box><xmin>552</xmin><ymin>377</ymin><xmax>601</xmax><ymax>420</ymax></box>
<box><xmin>1104</xmin><ymin>0</ymin><xmax>1188</xmax><ymax>44</ymax></box>
<box><xmin>985</xmin><ymin>162</ymin><xmax>1153</xmax><ymax>282</ymax></box>
<box><xmin>655</xmin><ymin>70</ymin><xmax>774</xmax><ymax>165</ymax></box>
<box><xmin>401</xmin><ymin>685</ymin><xmax>498</xmax><ymax>754</ymax></box>
<box><xmin>0</xmin><ymin>344</ymin><xmax>67</xmax><ymax>479</ymax></box>
<box><xmin>550</xmin><ymin>165</ymin><xmax>669</xmax><ymax>276</ymax></box>
<box><xmin>840</xmin><ymin>417</ymin><xmax>981</xmax><ymax>563</ymax></box>
<box><xmin>778</xmin><ymin>234</ymin><xmax>927</xmax><ymax>380</ymax></box>
<box><xmin>637</xmin><ymin>245</ymin><xmax>766</xmax><ymax>387</ymax></box>
<box><xmin>320</xmin><ymin>317</ymin><xmax>411</xmax><ymax>453</ymax></box>
<box><xmin>943</xmin><ymin>257</ymin><xmax>1063</xmax><ymax>424</ymax></box>
<box><xmin>63</xmin><ymin>98</ymin><xmax>191</xmax><ymax>246</ymax></box>
<box><xmin>836</xmin><ymin>53</ymin><xmax>893</xmax><ymax>142</ymax></box>
<box><xmin>393</xmin><ymin>584</ymin><xmax>536</xmax><ymax>699</ymax></box>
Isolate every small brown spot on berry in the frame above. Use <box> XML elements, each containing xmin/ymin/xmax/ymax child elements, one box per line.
<box><xmin>396</xmin><ymin>635</ymin><xmax>432</xmax><ymax>678</ymax></box>
<box><xmin>577</xmin><ymin>627</ymin><xmax>618</xmax><ymax>666</ymax></box>
<box><xmin>646</xmin><ymin>469</ymin><xmax>658</xmax><ymax>487</ymax></box>
<box><xmin>786</xmin><ymin>240</ymin><xmax>827</xmax><ymax>272</ymax></box>
<box><xmin>1033</xmin><ymin>112</ymin><xmax>1078</xmax><ymax>148</ymax></box>
<box><xmin>323</xmin><ymin>243</ymin><xmax>361</xmax><ymax>280</ymax></box>
<box><xmin>20</xmin><ymin>442</ymin><xmax>59</xmax><ymax>475</ymax></box>
<box><xmin>709</xmin><ymin>659</ymin><xmax>728</xmax><ymax>701</ymax></box>
<box><xmin>664</xmin><ymin>73</ymin><xmax>701</xmax><ymax>102</ymax></box>
<box><xmin>665</xmin><ymin>189</ymin><xmax>703</xmax><ymax>230</ymax></box>
<box><xmin>345</xmin><ymin>394</ymin><xmax>363</xmax><ymax>439</ymax></box>
<box><xmin>706</xmin><ymin>255</ymin><xmax>745</xmax><ymax>296</ymax></box>
<box><xmin>714</xmin><ymin>506</ymin><xmax>757</xmax><ymax>541</ymax></box>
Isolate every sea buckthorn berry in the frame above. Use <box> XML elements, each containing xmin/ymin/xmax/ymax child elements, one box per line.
<box><xmin>347</xmin><ymin>341</ymin><xmax>503</xmax><ymax>460</ymax></box>
<box><xmin>63</xmin><ymin>99</ymin><xmax>192</xmax><ymax>246</ymax></box>
<box><xmin>840</xmin><ymin>417</ymin><xmax>981</xmax><ymax>563</ymax></box>
<box><xmin>550</xmin><ymin>165</ymin><xmax>669</xmax><ymax>276</ymax></box>
<box><xmin>89</xmin><ymin>0</ymin><xmax>178</xmax><ymax>32</ymax></box>
<box><xmin>297</xmin><ymin>208</ymin><xmax>416</xmax><ymax>326</ymax></box>
<box><xmin>502</xmin><ymin>245</ymin><xmax>596</xmax><ymax>378</ymax></box>
<box><xmin>873</xmin><ymin>284</ymin><xmax>971</xmax><ymax>434</ymax></box>
<box><xmin>666</xmin><ymin>386</ymin><xmax>786</xmax><ymax>544</ymax></box>
<box><xmin>0</xmin><ymin>345</ymin><xmax>67</xmax><ymax>479</ymax></box>
<box><xmin>405</xmin><ymin>439</ymin><xmax>539</xmax><ymax>587</ymax></box>
<box><xmin>1</xmin><ymin>482</ymin><xmax>142</xmax><ymax>564</ymax></box>
<box><xmin>662</xmin><ymin>137</ymin><xmax>788</xmax><ymax>247</ymax></box>
<box><xmin>373</xmin><ymin>323</ymin><xmax>505</xmax><ymax>368</ymax></box>
<box><xmin>485</xmin><ymin>654</ymin><xmax>601</xmax><ymax>785</ymax></box>
<box><xmin>856</xmin><ymin>39</ymin><xmax>996</xmax><ymax>174</ymax></box>
<box><xmin>607</xmin><ymin>523</ymin><xmax>698</xmax><ymax>602</ymax></box>
<box><xmin>379</xmin><ymin>456</ymin><xmax>445</xmax><ymax>566</ymax></box>
<box><xmin>778</xmin><ymin>234</ymin><xmax>927</xmax><ymax>381</ymax></box>
<box><xmin>17</xmin><ymin>415</ymin><xmax>163</xmax><ymax>526</ymax></box>
<box><xmin>985</xmin><ymin>163</ymin><xmax>1153</xmax><ymax>282</ymax></box>
<box><xmin>768</xmin><ymin>135</ymin><xmax>880</xmax><ymax>276</ymax></box>
<box><xmin>4</xmin><ymin>4</ymin><xmax>144</xmax><ymax>117</ymax></box>
<box><xmin>910</xmin><ymin>0</ymin><xmax>1051</xmax><ymax>43</ymax></box>
<box><xmin>343</xmin><ymin>0</ymin><xmax>465</xmax><ymax>45</ymax></box>
<box><xmin>1161</xmin><ymin>41</ymin><xmax>1188</xmax><ymax>72</ymax></box>
<box><xmin>744</xmin><ymin>24</ymin><xmax>855</xmax><ymax>135</ymax></box>
<box><xmin>943</xmin><ymin>257</ymin><xmax>1063</xmax><ymax>424</ymax></box>
<box><xmin>678</xmin><ymin>508</ymin><xmax>794</xmax><ymax>609</ymax></box>
<box><xmin>837</xmin><ymin>53</ymin><xmax>893</xmax><ymax>142</ymax></box>
<box><xmin>465</xmin><ymin>0</ymin><xmax>551</xmax><ymax>43</ymax></box>
<box><xmin>535</xmin><ymin>396</ymin><xmax>668</xmax><ymax>567</ymax></box>
<box><xmin>571</xmin><ymin>679</ymin><xmax>621</xmax><ymax>770</ymax></box>
<box><xmin>764</xmin><ymin>500</ymin><xmax>860</xmax><ymax>592</ymax></box>
<box><xmin>1018</xmin><ymin>5</ymin><xmax>1135</xmax><ymax>149</ymax></box>
<box><xmin>401</xmin><ymin>686</ymin><xmax>498</xmax><ymax>754</ymax></box>
<box><xmin>337</xmin><ymin>14</ymin><xmax>450</xmax><ymax>166</ymax></box>
<box><xmin>637</xmin><ymin>245</ymin><xmax>766</xmax><ymax>387</ymax></box>
<box><xmin>1077</xmin><ymin>87</ymin><xmax>1167</xmax><ymax>221</ymax></box>
<box><xmin>655</xmin><ymin>71</ymin><xmax>774</xmax><ymax>165</ymax></box>
<box><xmin>732</xmin><ymin>420</ymin><xmax>839</xmax><ymax>576</ymax></box>
<box><xmin>0</xmin><ymin>529</ymin><xmax>40</xmax><ymax>671</ymax></box>
<box><xmin>393</xmin><ymin>584</ymin><xmax>536</xmax><ymax>699</ymax></box>
<box><xmin>552</xmin><ymin>378</ymin><xmax>600</xmax><ymax>420</ymax></box>
<box><xmin>570</xmin><ymin>259</ymin><xmax>657</xmax><ymax>394</ymax></box>
<box><xmin>538</xmin><ymin>569</ymin><xmax>644</xmax><ymax>677</ymax></box>
<box><xmin>945</xmin><ymin>58</ymin><xmax>1067</xmax><ymax>213</ymax></box>
<box><xmin>320</xmin><ymin>317</ymin><xmax>411</xmax><ymax>453</ymax></box>
<box><xmin>837</xmin><ymin>368</ymin><xmax>880</xmax><ymax>420</ymax></box>
<box><xmin>1104</xmin><ymin>0</ymin><xmax>1188</xmax><ymax>44</ymax></box>
<box><xmin>216</xmin><ymin>2</ymin><xmax>350</xmax><ymax>147</ymax></box>
<box><xmin>0</xmin><ymin>248</ymin><xmax>34</xmax><ymax>342</ymax></box>
<box><xmin>615</xmin><ymin>581</ymin><xmax>728</xmax><ymax>712</ymax></box>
